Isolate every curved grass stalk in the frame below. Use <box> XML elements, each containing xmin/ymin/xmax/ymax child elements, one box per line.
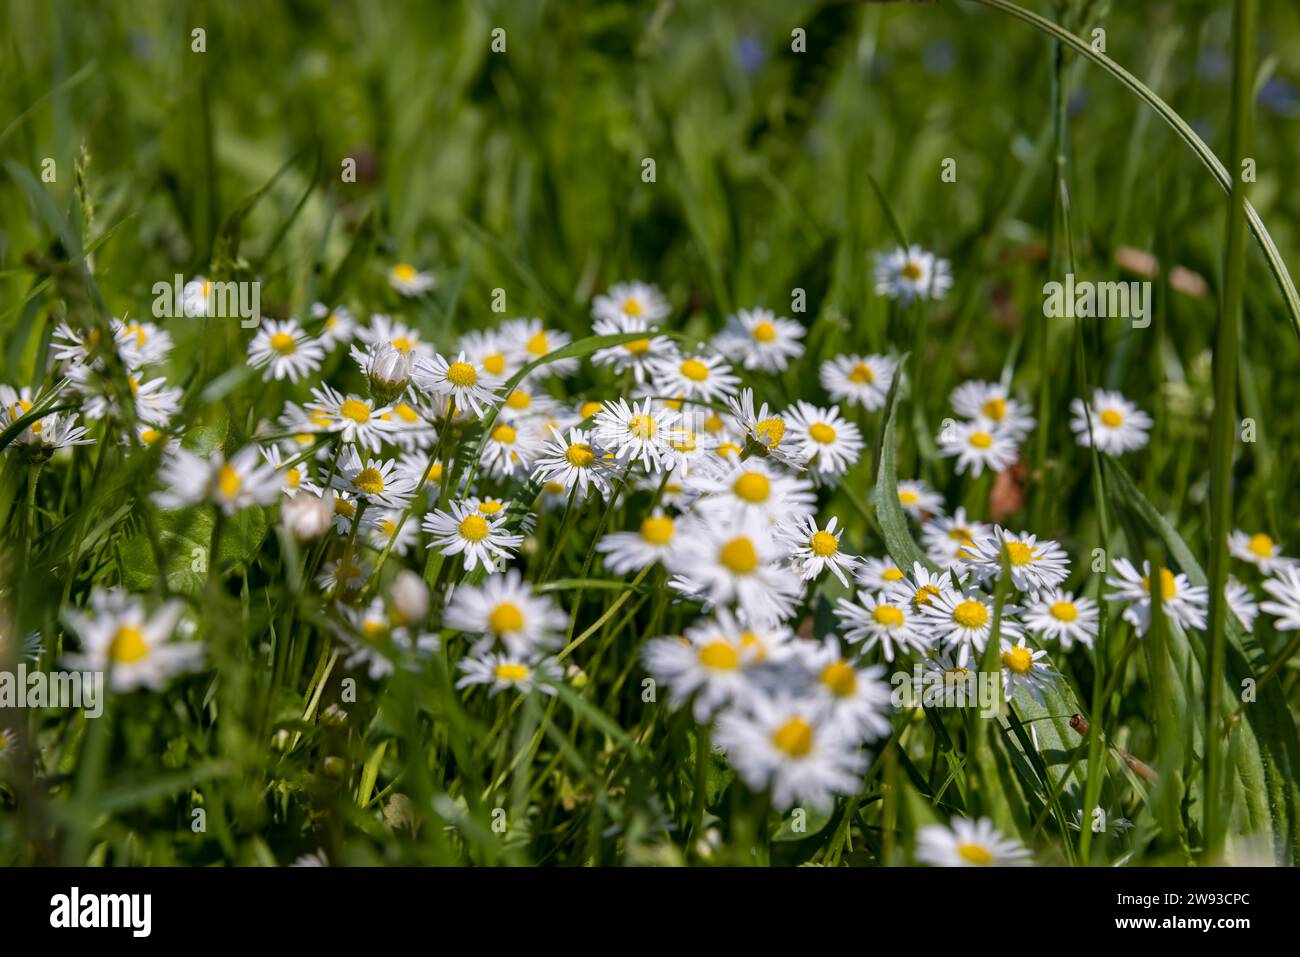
<box><xmin>967</xmin><ymin>0</ymin><xmax>1300</xmax><ymax>343</ymax></box>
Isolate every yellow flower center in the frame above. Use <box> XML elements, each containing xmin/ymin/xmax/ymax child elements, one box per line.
<box><xmin>883</xmin><ymin>566</ymin><xmax>905</xmax><ymax>582</ymax></box>
<box><xmin>526</xmin><ymin>330</ymin><xmax>549</xmax><ymax>355</ymax></box>
<box><xmin>821</xmin><ymin>661</ymin><xmax>858</xmax><ymax>698</ymax></box>
<box><xmin>716</xmin><ymin>442</ymin><xmax>741</xmax><ymax>458</ymax></box>
<box><xmin>1141</xmin><ymin>568</ymin><xmax>1178</xmax><ymax>599</ymax></box>
<box><xmin>379</xmin><ymin>519</ymin><xmax>398</xmax><ymax>536</ymax></box>
<box><xmin>703</xmin><ymin>414</ymin><xmax>724</xmax><ymax>433</ymax></box>
<box><xmin>752</xmin><ymin>321</ymin><xmax>777</xmax><ymax>343</ymax></box>
<box><xmin>270</xmin><ymin>332</ymin><xmax>297</xmax><ymax>355</ymax></box>
<box><xmin>109</xmin><ymin>625</ymin><xmax>149</xmax><ymax>663</ymax></box>
<box><xmin>624</xmin><ymin>337</ymin><xmax>652</xmax><ymax>354</ymax></box>
<box><xmin>899</xmin><ymin>489</ymin><xmax>919</xmax><ymax>505</ymax></box>
<box><xmin>446</xmin><ymin>362</ymin><xmax>478</xmax><ymax>387</ymax></box>
<box><xmin>849</xmin><ymin>362</ymin><xmax>874</xmax><ymax>384</ymax></box>
<box><xmin>1100</xmin><ymin>408</ymin><xmax>1123</xmax><ymax>428</ymax></box>
<box><xmin>489</xmin><ymin>602</ymin><xmax>525</xmax><ymax>633</ymax></box>
<box><xmin>808</xmin><ymin>422</ymin><xmax>836</xmax><ymax>444</ymax></box>
<box><xmin>732</xmin><ymin>470</ymin><xmax>771</xmax><ymax>503</ymax></box>
<box><xmin>140</xmin><ymin>428</ymin><xmax>162</xmax><ymax>445</ymax></box>
<box><xmin>771</xmin><ymin>717</ymin><xmax>814</xmax><ymax>757</ymax></box>
<box><xmin>912</xmin><ymin>584</ymin><xmax>941</xmax><ymax>609</ymax></box>
<box><xmin>354</xmin><ymin>466</ymin><xmax>385</xmax><ymax>496</ymax></box>
<box><xmin>952</xmin><ymin>600</ymin><xmax>989</xmax><ymax>629</ymax></box>
<box><xmin>340</xmin><ymin>399</ymin><xmax>371</xmax><ymax>424</ymax></box>
<box><xmin>483</xmin><ymin>352</ymin><xmax>507</xmax><ymax>375</ymax></box>
<box><xmin>426</xmin><ymin>462</ymin><xmax>444</xmax><ymax>483</ymax></box>
<box><xmin>872</xmin><ymin>604</ymin><xmax>904</xmax><ymax>627</ymax></box>
<box><xmin>623</xmin><ymin>296</ymin><xmax>643</xmax><ymax>316</ymax></box>
<box><xmin>755</xmin><ymin>417</ymin><xmax>785</xmax><ymax>448</ymax></box>
<box><xmin>957</xmin><ymin>843</ymin><xmax>993</xmax><ymax>865</ymax></box>
<box><xmin>580</xmin><ymin>401</ymin><xmax>602</xmax><ymax>419</ymax></box>
<box><xmin>1248</xmin><ymin>533</ymin><xmax>1275</xmax><ymax>558</ymax></box>
<box><xmin>335</xmin><ymin>498</ymin><xmax>355</xmax><ymax>518</ymax></box>
<box><xmin>680</xmin><ymin>358</ymin><xmax>709</xmax><ymax>381</ymax></box>
<box><xmin>698</xmin><ymin>641</ymin><xmax>740</xmax><ymax>670</ymax></box>
<box><xmin>362</xmin><ymin>619</ymin><xmax>390</xmax><ymax>640</ymax></box>
<box><xmin>565</xmin><ymin>443</ymin><xmax>595</xmax><ymax>467</ymax></box>
<box><xmin>628</xmin><ymin>414</ymin><xmax>656</xmax><ymax>440</ymax></box>
<box><xmin>670</xmin><ymin>431</ymin><xmax>697</xmax><ymax>453</ymax></box>
<box><xmin>478</xmin><ymin>500</ymin><xmax>505</xmax><ymax>514</ymax></box>
<box><xmin>506</xmin><ymin>389</ymin><xmax>531</xmax><ymax>410</ymax></box>
<box><xmin>286</xmin><ymin>467</ymin><xmax>301</xmax><ymax>489</ymax></box>
<box><xmin>810</xmin><ymin>531</ymin><xmax>839</xmax><ymax>557</ymax></box>
<box><xmin>391</xmin><ymin>336</ymin><xmax>414</xmax><ymax>354</ymax></box>
<box><xmin>1005</xmin><ymin>541</ymin><xmax>1035</xmax><ymax>565</ymax></box>
<box><xmin>1001</xmin><ymin>645</ymin><xmax>1034</xmax><ymax>674</ymax></box>
<box><xmin>981</xmin><ymin>397</ymin><xmax>1006</xmax><ymax>421</ymax></box>
<box><xmin>393</xmin><ymin>263</ymin><xmax>417</xmax><ymax>283</ymax></box>
<box><xmin>1050</xmin><ymin>601</ymin><xmax>1078</xmax><ymax>622</ymax></box>
<box><xmin>459</xmin><ymin>514</ymin><xmax>490</xmax><ymax>541</ymax></box>
<box><xmin>900</xmin><ymin>260</ymin><xmax>924</xmax><ymax>281</ymax></box>
<box><xmin>640</xmin><ymin>515</ymin><xmax>674</xmax><ymax>545</ymax></box>
<box><xmin>720</xmin><ymin>536</ymin><xmax>759</xmax><ymax>574</ymax></box>
<box><xmin>494</xmin><ymin>663</ymin><xmax>529</xmax><ymax>682</ymax></box>
<box><xmin>217</xmin><ymin>464</ymin><xmax>241</xmax><ymax>499</ymax></box>
<box><xmin>491</xmin><ymin>424</ymin><xmax>517</xmax><ymax>444</ymax></box>
<box><xmin>969</xmin><ymin>431</ymin><xmax>994</xmax><ymax>450</ymax></box>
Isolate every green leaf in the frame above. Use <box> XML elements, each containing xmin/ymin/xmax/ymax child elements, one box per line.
<box><xmin>118</xmin><ymin>506</ymin><xmax>267</xmax><ymax>595</ymax></box>
<box><xmin>867</xmin><ymin>354</ymin><xmax>933</xmax><ymax>574</ymax></box>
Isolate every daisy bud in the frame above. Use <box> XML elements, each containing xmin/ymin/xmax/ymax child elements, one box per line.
<box><xmin>388</xmin><ymin>569</ymin><xmax>429</xmax><ymax>626</ymax></box>
<box><xmin>367</xmin><ymin>342</ymin><xmax>412</xmax><ymax>404</ymax></box>
<box><xmin>283</xmin><ymin>490</ymin><xmax>335</xmax><ymax>542</ymax></box>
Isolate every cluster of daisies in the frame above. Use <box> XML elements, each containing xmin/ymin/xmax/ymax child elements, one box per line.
<box><xmin>9</xmin><ymin>241</ymin><xmax>1300</xmax><ymax>869</ymax></box>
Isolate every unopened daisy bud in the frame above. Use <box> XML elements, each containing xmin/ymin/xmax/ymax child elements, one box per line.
<box><xmin>321</xmin><ymin>703</ymin><xmax>349</xmax><ymax>727</ymax></box>
<box><xmin>565</xmin><ymin>663</ymin><xmax>587</xmax><ymax>689</ymax></box>
<box><xmin>366</xmin><ymin>342</ymin><xmax>413</xmax><ymax>404</ymax></box>
<box><xmin>389</xmin><ymin>569</ymin><xmax>429</xmax><ymax>626</ymax></box>
<box><xmin>283</xmin><ymin>490</ymin><xmax>335</xmax><ymax>542</ymax></box>
<box><xmin>272</xmin><ymin>729</ymin><xmax>291</xmax><ymax>752</ymax></box>
<box><xmin>322</xmin><ymin>755</ymin><xmax>346</xmax><ymax>778</ymax></box>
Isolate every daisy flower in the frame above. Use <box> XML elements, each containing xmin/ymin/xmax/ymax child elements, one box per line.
<box><xmin>688</xmin><ymin>458</ymin><xmax>816</xmax><ymax>528</ymax></box>
<box><xmin>351</xmin><ymin>341</ymin><xmax>415</xmax><ymax>403</ymax></box>
<box><xmin>597</xmin><ymin>510</ymin><xmax>679</xmax><ymax>574</ymax></box>
<box><xmin>1104</xmin><ymin>558</ymin><xmax>1208</xmax><ymax>636</ymax></box>
<box><xmin>1260</xmin><ymin>564</ymin><xmax>1300</xmax><ymax>631</ymax></box>
<box><xmin>874</xmin><ymin>245</ymin><xmax>952</xmax><ymax>303</ymax></box>
<box><xmin>783</xmin><ymin>402</ymin><xmax>864</xmax><ymax>481</ymax></box>
<box><xmin>963</xmin><ymin>527</ymin><xmax>1071</xmax><ymax>594</ymax></box>
<box><xmin>154</xmin><ymin>446</ymin><xmax>280</xmax><ymax>514</ymax></box>
<box><xmin>0</xmin><ymin>388</ymin><xmax>93</xmax><ymax>453</ymax></box>
<box><xmin>724</xmin><ymin>388</ymin><xmax>803</xmax><ymax>468</ymax></box>
<box><xmin>666</xmin><ymin>521</ymin><xmax>803</xmax><ymax>626</ymax></box>
<box><xmin>1022</xmin><ymin>589</ymin><xmax>1099</xmax><ymax>650</ymax></box>
<box><xmin>1228</xmin><ymin>529</ymin><xmax>1288</xmax><ymax>574</ymax></box>
<box><xmin>713</xmin><ymin>307</ymin><xmax>805</xmax><ymax>372</ymax></box>
<box><xmin>423</xmin><ymin>500</ymin><xmax>524</xmax><ymax>573</ymax></box>
<box><xmin>819</xmin><ymin>353</ymin><xmax>896</xmax><ymax>411</ymax></box>
<box><xmin>338</xmin><ymin>598</ymin><xmax>437</xmax><ymax>679</ymax></box>
<box><xmin>389</xmin><ymin>262</ymin><xmax>435</xmax><ymax>297</ymax></box>
<box><xmin>323</xmin><ymin>488</ymin><xmax>376</xmax><ymax>535</ymax></box>
<box><xmin>247</xmin><ymin>319</ymin><xmax>325</xmax><ymax>383</ymax></box>
<box><xmin>1069</xmin><ymin>389</ymin><xmax>1153</xmax><ymax>456</ymax></box>
<box><xmin>642</xmin><ymin>617</ymin><xmax>764</xmax><ymax>722</ymax></box>
<box><xmin>259</xmin><ymin>445</ymin><xmax>306</xmax><ymax>497</ymax></box>
<box><xmin>647</xmin><ymin>351</ymin><xmax>740</xmax><ymax>404</ymax></box>
<box><xmin>330</xmin><ymin>450</ymin><xmax>415</xmax><ymax>510</ymax></box>
<box><xmin>282</xmin><ymin>489</ymin><xmax>336</xmax><ymax>542</ymax></box>
<box><xmin>306</xmin><ymin>386</ymin><xmax>398</xmax><ymax>452</ymax></box>
<box><xmin>479</xmin><ymin>419</ymin><xmax>543</xmax><ymax>479</ymax></box>
<box><xmin>915</xmin><ymin>817</ymin><xmax>1031</xmax><ymax>867</ymax></box>
<box><xmin>381</xmin><ymin>397</ymin><xmax>439</xmax><ymax>451</ymax></box>
<box><xmin>181</xmin><ymin>277</ymin><xmax>214</xmax><ymax>317</ymax></box>
<box><xmin>61</xmin><ymin>589</ymin><xmax>203</xmax><ymax>693</ymax></box>
<box><xmin>919</xmin><ymin>587</ymin><xmax>1022</xmax><ymax>666</ymax></box>
<box><xmin>501</xmin><ymin>318</ymin><xmax>578</xmax><ymax>378</ymax></box>
<box><xmin>833</xmin><ymin>589</ymin><xmax>930</xmax><ymax>662</ymax></box>
<box><xmin>883</xmin><ymin>562</ymin><xmax>959</xmax><ymax>616</ymax></box>
<box><xmin>456</xmin><ymin>329</ymin><xmax>516</xmax><ymax>380</ymax></box>
<box><xmin>592</xmin><ymin>280</ymin><xmax>670</xmax><ymax>325</ymax></box>
<box><xmin>1225</xmin><ymin>577</ymin><xmax>1259</xmax><ymax>632</ymax></box>
<box><xmin>937</xmin><ymin>419</ymin><xmax>1019</xmax><ymax>477</ymax></box>
<box><xmin>531</xmin><ymin>425</ymin><xmax>613</xmax><ymax>497</ymax></box>
<box><xmin>310</xmin><ymin>302</ymin><xmax>357</xmax><ymax>347</ymax></box>
<box><xmin>111</xmin><ymin>317</ymin><xmax>174</xmax><ymax>369</ymax></box>
<box><xmin>443</xmin><ymin>570</ymin><xmax>567</xmax><ymax>654</ymax></box>
<box><xmin>856</xmin><ymin>556</ymin><xmax>909</xmax><ymax>592</ymax></box>
<box><xmin>921</xmin><ymin>508</ymin><xmax>990</xmax><ymax>569</ymax></box>
<box><xmin>413</xmin><ymin>351</ymin><xmax>500</xmax><ymax>418</ymax></box>
<box><xmin>918</xmin><ymin>652</ymin><xmax>981</xmax><ymax>709</ymax></box>
<box><xmin>714</xmin><ymin>694</ymin><xmax>866</xmax><ymax>812</ymax></box>
<box><xmin>68</xmin><ymin>365</ymin><xmax>182</xmax><ymax>426</ymax></box>
<box><xmin>395</xmin><ymin>450</ymin><xmax>444</xmax><ymax>503</ymax></box>
<box><xmin>316</xmin><ymin>554</ymin><xmax>371</xmax><ymax>595</ymax></box>
<box><xmin>456</xmin><ymin>651</ymin><xmax>562</xmax><ymax>696</ymax></box>
<box><xmin>591</xmin><ymin>397</ymin><xmax>683</xmax><ymax>473</ymax></box>
<box><xmin>774</xmin><ymin>515</ymin><xmax>859</xmax><ymax>586</ymax></box>
<box><xmin>998</xmin><ymin>637</ymin><xmax>1057</xmax><ymax>703</ymax></box>
<box><xmin>356</xmin><ymin>314</ymin><xmax>434</xmax><ymax>362</ymax></box>
<box><xmin>592</xmin><ymin>315</ymin><xmax>676</xmax><ymax>383</ymax></box>
<box><xmin>896</xmin><ymin>479</ymin><xmax>944</xmax><ymax>520</ymax></box>
<box><xmin>797</xmin><ymin>636</ymin><xmax>893</xmax><ymax>741</ymax></box>
<box><xmin>949</xmin><ymin>380</ymin><xmax>1036</xmax><ymax>441</ymax></box>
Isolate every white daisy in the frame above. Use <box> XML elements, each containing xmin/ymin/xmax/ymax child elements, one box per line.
<box><xmin>714</xmin><ymin>694</ymin><xmax>866</xmax><ymax>812</ymax></box>
<box><xmin>356</xmin><ymin>314</ymin><xmax>435</xmax><ymax>362</ymax></box>
<box><xmin>591</xmin><ymin>397</ymin><xmax>683</xmax><ymax>473</ymax></box>
<box><xmin>282</xmin><ymin>488</ymin><xmax>336</xmax><ymax>542</ymax></box>
<box><xmin>921</xmin><ymin>508</ymin><xmax>991</xmax><ymax>569</ymax></box>
<box><xmin>380</xmin><ymin>397</ymin><xmax>439</xmax><ymax>450</ymax></box>
<box><xmin>949</xmin><ymin>380</ymin><xmax>1036</xmax><ymax>441</ymax></box>
<box><xmin>592</xmin><ymin>314</ymin><xmax>676</xmax><ymax>383</ymax></box>
<box><xmin>1260</xmin><ymin>564</ymin><xmax>1300</xmax><ymax>631</ymax></box>
<box><xmin>666</xmin><ymin>520</ymin><xmax>803</xmax><ymax>626</ymax></box>
<box><xmin>395</xmin><ymin>450</ymin><xmax>445</xmax><ymax>504</ymax></box>
<box><xmin>247</xmin><ymin>319</ymin><xmax>325</xmax><ymax>383</ymax></box>
<box><xmin>337</xmin><ymin>598</ymin><xmax>437</xmax><ymax>679</ymax></box>
<box><xmin>1069</xmin><ymin>389</ymin><xmax>1153</xmax><ymax>456</ymax></box>
<box><xmin>531</xmin><ymin>425</ymin><xmax>613</xmax><ymax>497</ymax></box>
<box><xmin>1022</xmin><ymin>588</ymin><xmax>1099</xmax><ymax>650</ymax></box>
<box><xmin>68</xmin><ymin>365</ymin><xmax>182</xmax><ymax>426</ymax></box>
<box><xmin>389</xmin><ymin>262</ymin><xmax>436</xmax><ymax>297</ymax></box>
<box><xmin>61</xmin><ymin>589</ymin><xmax>202</xmax><ymax>693</ymax></box>
<box><xmin>1225</xmin><ymin>577</ymin><xmax>1259</xmax><ymax>632</ymax></box>
<box><xmin>111</xmin><ymin>317</ymin><xmax>174</xmax><ymax>369</ymax></box>
<box><xmin>937</xmin><ymin>419</ymin><xmax>1019</xmax><ymax>477</ymax></box>
<box><xmin>819</xmin><ymin>353</ymin><xmax>896</xmax><ymax>411</ymax></box>
<box><xmin>501</xmin><ymin>317</ymin><xmax>578</xmax><ymax>378</ymax></box>
<box><xmin>413</xmin><ymin>351</ymin><xmax>500</xmax><ymax>419</ymax></box>
<box><xmin>855</xmin><ymin>556</ymin><xmax>910</xmax><ymax>592</ymax></box>
<box><xmin>0</xmin><ymin>387</ymin><xmax>93</xmax><ymax>452</ymax></box>
<box><xmin>592</xmin><ymin>280</ymin><xmax>671</xmax><ymax>325</ymax></box>
<box><xmin>351</xmin><ymin>341</ymin><xmax>415</xmax><ymax>403</ymax></box>
<box><xmin>259</xmin><ymin>445</ymin><xmax>306</xmax><ymax>497</ymax></box>
<box><xmin>456</xmin><ymin>651</ymin><xmax>562</xmax><ymax>696</ymax></box>
<box><xmin>456</xmin><ymin>329</ymin><xmax>517</xmax><ymax>380</ymax></box>
<box><xmin>724</xmin><ymin>388</ymin><xmax>804</xmax><ymax>468</ymax></box>
<box><xmin>154</xmin><ymin>446</ymin><xmax>281</xmax><ymax>514</ymax></box>
<box><xmin>783</xmin><ymin>402</ymin><xmax>864</xmax><ymax>481</ymax></box>
<box><xmin>310</xmin><ymin>302</ymin><xmax>358</xmax><ymax>347</ymax></box>
<box><xmin>305</xmin><ymin>386</ymin><xmax>398</xmax><ymax>452</ymax></box>
<box><xmin>479</xmin><ymin>419</ymin><xmax>543</xmax><ymax>479</ymax></box>
<box><xmin>642</xmin><ymin>617</ymin><xmax>763</xmax><ymax>722</ymax></box>
<box><xmin>1228</xmin><ymin>529</ymin><xmax>1288</xmax><ymax>574</ymax></box>
<box><xmin>874</xmin><ymin>245</ymin><xmax>952</xmax><ymax>303</ymax></box>
<box><xmin>443</xmin><ymin>569</ymin><xmax>567</xmax><ymax>654</ymax></box>
<box><xmin>423</xmin><ymin>500</ymin><xmax>524</xmax><ymax>573</ymax></box>
<box><xmin>796</xmin><ymin>637</ymin><xmax>893</xmax><ymax>741</ymax></box>
<box><xmin>919</xmin><ymin>587</ymin><xmax>1022</xmax><ymax>666</ymax></box>
<box><xmin>882</xmin><ymin>562</ymin><xmax>960</xmax><ymax>616</ymax></box>
<box><xmin>688</xmin><ymin>457</ymin><xmax>816</xmax><ymax>528</ymax></box>
<box><xmin>596</xmin><ymin>510</ymin><xmax>679</xmax><ymax>574</ymax></box>
<box><xmin>998</xmin><ymin>637</ymin><xmax>1057</xmax><ymax>703</ymax></box>
<box><xmin>315</xmin><ymin>554</ymin><xmax>372</xmax><ymax>595</ymax></box>
<box><xmin>713</xmin><ymin>307</ymin><xmax>805</xmax><ymax>372</ymax></box>
<box><xmin>915</xmin><ymin>816</ymin><xmax>1031</xmax><ymax>867</ymax></box>
<box><xmin>774</xmin><ymin>515</ymin><xmax>859</xmax><ymax>586</ymax></box>
<box><xmin>1104</xmin><ymin>558</ymin><xmax>1208</xmax><ymax>636</ymax></box>
<box><xmin>896</xmin><ymin>479</ymin><xmax>945</xmax><ymax>521</ymax></box>
<box><xmin>963</xmin><ymin>527</ymin><xmax>1071</xmax><ymax>594</ymax></box>
<box><xmin>833</xmin><ymin>589</ymin><xmax>930</xmax><ymax>662</ymax></box>
<box><xmin>330</xmin><ymin>450</ymin><xmax>416</xmax><ymax>510</ymax></box>
<box><xmin>647</xmin><ymin>351</ymin><xmax>740</xmax><ymax>404</ymax></box>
